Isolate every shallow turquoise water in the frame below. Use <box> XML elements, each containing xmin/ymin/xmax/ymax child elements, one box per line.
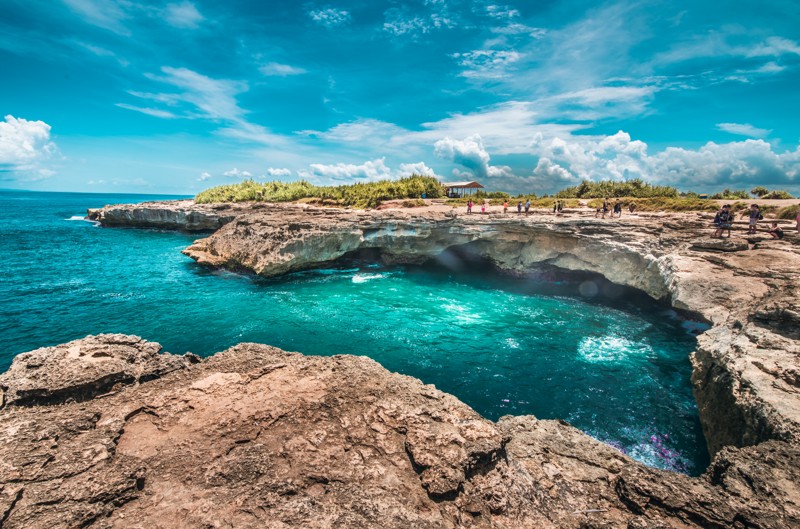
<box><xmin>0</xmin><ymin>190</ymin><xmax>709</xmax><ymax>474</ymax></box>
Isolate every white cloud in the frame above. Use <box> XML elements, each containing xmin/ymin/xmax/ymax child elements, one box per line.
<box><xmin>115</xmin><ymin>103</ymin><xmax>178</xmax><ymax>119</ymax></box>
<box><xmin>0</xmin><ymin>115</ymin><xmax>57</xmax><ymax>176</ymax></box>
<box><xmin>531</xmin><ymin>157</ymin><xmax>577</xmax><ymax>185</ymax></box>
<box><xmin>62</xmin><ymin>0</ymin><xmax>130</xmax><ymax>35</ymax></box>
<box><xmin>452</xmin><ymin>49</ymin><xmax>524</xmax><ymax>79</ymax></box>
<box><xmin>746</xmin><ymin>36</ymin><xmax>800</xmax><ymax>58</ymax></box>
<box><xmin>301</xmin><ymin>158</ymin><xmax>392</xmax><ymax>183</ymax></box>
<box><xmin>223</xmin><ymin>168</ymin><xmax>252</xmax><ymax>178</ymax></box>
<box><xmin>164</xmin><ymin>1</ymin><xmax>204</xmax><ymax>29</ymax></box>
<box><xmin>485</xmin><ymin>5</ymin><xmax>520</xmax><ymax>20</ymax></box>
<box><xmin>197</xmin><ymin>171</ymin><xmax>211</xmax><ymax>181</ymax></box>
<box><xmin>259</xmin><ymin>62</ymin><xmax>307</xmax><ymax>76</ymax></box>
<box><xmin>433</xmin><ymin>134</ymin><xmax>516</xmax><ymax>180</ymax></box>
<box><xmin>716</xmin><ymin>122</ymin><xmax>771</xmax><ymax>138</ymax></box>
<box><xmin>398</xmin><ymin>162</ymin><xmax>436</xmax><ymax>177</ymax></box>
<box><xmin>434</xmin><ymin>135</ymin><xmax>491</xmax><ymax>177</ymax></box>
<box><xmin>309</xmin><ymin>8</ymin><xmax>351</xmax><ymax>27</ymax></box>
<box><xmin>266</xmin><ymin>167</ymin><xmax>292</xmax><ymax>177</ymax></box>
<box><xmin>521</xmin><ymin>131</ymin><xmax>799</xmax><ymax>192</ymax></box>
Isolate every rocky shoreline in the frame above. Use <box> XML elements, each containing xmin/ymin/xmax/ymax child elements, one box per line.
<box><xmin>1</xmin><ymin>200</ymin><xmax>798</xmax><ymax>528</ymax></box>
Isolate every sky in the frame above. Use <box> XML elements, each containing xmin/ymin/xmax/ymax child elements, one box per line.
<box><xmin>1</xmin><ymin>0</ymin><xmax>799</xmax><ymax>195</ymax></box>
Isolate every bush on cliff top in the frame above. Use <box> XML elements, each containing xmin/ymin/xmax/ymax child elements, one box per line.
<box><xmin>554</xmin><ymin>179</ymin><xmax>679</xmax><ymax>199</ymax></box>
<box><xmin>195</xmin><ymin>176</ymin><xmax>444</xmax><ymax>209</ymax></box>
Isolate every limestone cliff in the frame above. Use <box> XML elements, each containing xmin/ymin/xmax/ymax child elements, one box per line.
<box><xmin>1</xmin><ymin>335</ymin><xmax>798</xmax><ymax>528</ymax></box>
<box><xmin>26</xmin><ymin>199</ymin><xmax>794</xmax><ymax>527</ymax></box>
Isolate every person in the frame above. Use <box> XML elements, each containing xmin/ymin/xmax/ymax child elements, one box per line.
<box><xmin>557</xmin><ymin>201</ymin><xmax>563</xmax><ymax>214</ymax></box>
<box><xmin>503</xmin><ymin>200</ymin><xmax>508</xmax><ymax>214</ymax></box>
<box><xmin>629</xmin><ymin>203</ymin><xmax>637</xmax><ymax>213</ymax></box>
<box><xmin>553</xmin><ymin>201</ymin><xmax>558</xmax><ymax>214</ymax></box>
<box><xmin>467</xmin><ymin>199</ymin><xmax>473</xmax><ymax>214</ymax></box>
<box><xmin>481</xmin><ymin>202</ymin><xmax>486</xmax><ymax>214</ymax></box>
<box><xmin>613</xmin><ymin>200</ymin><xmax>622</xmax><ymax>218</ymax></box>
<box><xmin>746</xmin><ymin>204</ymin><xmax>762</xmax><ymax>234</ymax></box>
<box><xmin>768</xmin><ymin>222</ymin><xmax>784</xmax><ymax>239</ymax></box>
<box><xmin>713</xmin><ymin>204</ymin><xmax>734</xmax><ymax>238</ymax></box>
<box><xmin>517</xmin><ymin>201</ymin><xmax>522</xmax><ymax>214</ymax></box>
<box><xmin>525</xmin><ymin>199</ymin><xmax>531</xmax><ymax>215</ymax></box>
<box><xmin>796</xmin><ymin>209</ymin><xmax>800</xmax><ymax>233</ymax></box>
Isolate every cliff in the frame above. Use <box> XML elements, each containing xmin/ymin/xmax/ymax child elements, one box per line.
<box><xmin>1</xmin><ymin>334</ymin><xmax>798</xmax><ymax>528</ymax></box>
<box><xmin>0</xmin><ymin>199</ymin><xmax>783</xmax><ymax>527</ymax></box>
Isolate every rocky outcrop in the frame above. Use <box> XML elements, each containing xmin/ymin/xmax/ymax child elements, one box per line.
<box><xmin>87</xmin><ymin>200</ymin><xmax>250</xmax><ymax>231</ymax></box>
<box><xmin>38</xmin><ymin>200</ymin><xmax>800</xmax><ymax>526</ymax></box>
<box><xmin>1</xmin><ymin>335</ymin><xmax>798</xmax><ymax>528</ymax></box>
<box><xmin>0</xmin><ymin>334</ymin><xmax>199</xmax><ymax>408</ymax></box>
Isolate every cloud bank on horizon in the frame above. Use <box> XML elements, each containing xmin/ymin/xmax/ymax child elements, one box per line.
<box><xmin>1</xmin><ymin>0</ymin><xmax>799</xmax><ymax>195</ymax></box>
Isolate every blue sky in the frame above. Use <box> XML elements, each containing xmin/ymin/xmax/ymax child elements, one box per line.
<box><xmin>1</xmin><ymin>0</ymin><xmax>799</xmax><ymax>195</ymax></box>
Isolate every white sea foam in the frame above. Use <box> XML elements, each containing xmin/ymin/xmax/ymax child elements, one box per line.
<box><xmin>505</xmin><ymin>337</ymin><xmax>520</xmax><ymax>349</ymax></box>
<box><xmin>352</xmin><ymin>273</ymin><xmax>384</xmax><ymax>284</ymax></box>
<box><xmin>578</xmin><ymin>335</ymin><xmax>653</xmax><ymax>363</ymax></box>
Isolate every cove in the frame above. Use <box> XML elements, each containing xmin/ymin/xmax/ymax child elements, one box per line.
<box><xmin>0</xmin><ymin>190</ymin><xmax>709</xmax><ymax>475</ymax></box>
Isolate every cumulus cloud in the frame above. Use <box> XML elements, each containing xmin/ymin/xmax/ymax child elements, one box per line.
<box><xmin>197</xmin><ymin>171</ymin><xmax>211</xmax><ymax>181</ymax></box>
<box><xmin>520</xmin><ymin>130</ymin><xmax>799</xmax><ymax>192</ymax></box>
<box><xmin>716</xmin><ymin>122</ymin><xmax>771</xmax><ymax>138</ymax></box>
<box><xmin>265</xmin><ymin>167</ymin><xmax>292</xmax><ymax>177</ymax></box>
<box><xmin>223</xmin><ymin>168</ymin><xmax>252</xmax><ymax>178</ymax></box>
<box><xmin>398</xmin><ymin>162</ymin><xmax>437</xmax><ymax>177</ymax></box>
<box><xmin>163</xmin><ymin>1</ymin><xmax>203</xmax><ymax>29</ymax></box>
<box><xmin>434</xmin><ymin>135</ymin><xmax>492</xmax><ymax>178</ymax></box>
<box><xmin>309</xmin><ymin>8</ymin><xmax>351</xmax><ymax>27</ymax></box>
<box><xmin>302</xmin><ymin>158</ymin><xmax>392</xmax><ymax>183</ymax></box>
<box><xmin>0</xmin><ymin>115</ymin><xmax>57</xmax><ymax>177</ymax></box>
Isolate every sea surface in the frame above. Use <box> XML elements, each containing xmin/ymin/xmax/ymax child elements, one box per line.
<box><xmin>0</xmin><ymin>190</ymin><xmax>709</xmax><ymax>474</ymax></box>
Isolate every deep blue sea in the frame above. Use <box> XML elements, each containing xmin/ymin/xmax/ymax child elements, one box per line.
<box><xmin>0</xmin><ymin>190</ymin><xmax>709</xmax><ymax>474</ymax></box>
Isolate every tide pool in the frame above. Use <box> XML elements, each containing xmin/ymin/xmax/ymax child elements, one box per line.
<box><xmin>0</xmin><ymin>190</ymin><xmax>709</xmax><ymax>474</ymax></box>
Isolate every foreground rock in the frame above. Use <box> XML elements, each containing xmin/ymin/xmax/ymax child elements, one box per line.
<box><xmin>1</xmin><ymin>335</ymin><xmax>798</xmax><ymax>528</ymax></box>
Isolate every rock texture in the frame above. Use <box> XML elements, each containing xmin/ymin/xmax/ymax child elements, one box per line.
<box><xmin>92</xmin><ymin>201</ymin><xmax>800</xmax><ymax>460</ymax></box>
<box><xmin>87</xmin><ymin>200</ymin><xmax>253</xmax><ymax>231</ymax></box>
<box><xmin>13</xmin><ymin>199</ymin><xmax>793</xmax><ymax>526</ymax></box>
<box><xmin>1</xmin><ymin>335</ymin><xmax>798</xmax><ymax>528</ymax></box>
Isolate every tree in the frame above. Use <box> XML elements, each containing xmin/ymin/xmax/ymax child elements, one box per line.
<box><xmin>751</xmin><ymin>186</ymin><xmax>769</xmax><ymax>197</ymax></box>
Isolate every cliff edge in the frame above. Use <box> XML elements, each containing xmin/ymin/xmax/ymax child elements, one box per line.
<box><xmin>1</xmin><ymin>334</ymin><xmax>798</xmax><ymax>528</ymax></box>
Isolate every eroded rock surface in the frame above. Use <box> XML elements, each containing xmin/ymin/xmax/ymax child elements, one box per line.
<box><xmin>1</xmin><ymin>335</ymin><xmax>798</xmax><ymax>528</ymax></box>
<box><xmin>0</xmin><ymin>334</ymin><xmax>198</xmax><ymax>407</ymax></box>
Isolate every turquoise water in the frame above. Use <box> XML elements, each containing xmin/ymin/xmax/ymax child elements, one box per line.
<box><xmin>0</xmin><ymin>190</ymin><xmax>709</xmax><ymax>474</ymax></box>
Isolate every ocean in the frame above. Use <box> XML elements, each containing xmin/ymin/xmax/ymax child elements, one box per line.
<box><xmin>0</xmin><ymin>189</ymin><xmax>709</xmax><ymax>474</ymax></box>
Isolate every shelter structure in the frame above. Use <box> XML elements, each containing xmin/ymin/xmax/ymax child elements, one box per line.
<box><xmin>443</xmin><ymin>181</ymin><xmax>484</xmax><ymax>198</ymax></box>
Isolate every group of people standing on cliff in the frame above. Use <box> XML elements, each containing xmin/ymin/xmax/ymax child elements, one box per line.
<box><xmin>712</xmin><ymin>203</ymin><xmax>797</xmax><ymax>239</ymax></box>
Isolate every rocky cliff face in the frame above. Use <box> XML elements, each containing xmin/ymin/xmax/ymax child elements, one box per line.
<box><xmin>87</xmin><ymin>200</ymin><xmax>251</xmax><ymax>231</ymax></box>
<box><xmin>1</xmin><ymin>335</ymin><xmax>798</xmax><ymax>528</ymax></box>
<box><xmin>19</xmin><ymin>199</ymin><xmax>795</xmax><ymax>527</ymax></box>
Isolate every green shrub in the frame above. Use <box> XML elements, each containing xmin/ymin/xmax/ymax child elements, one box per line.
<box><xmin>777</xmin><ymin>204</ymin><xmax>799</xmax><ymax>219</ymax></box>
<box><xmin>401</xmin><ymin>199</ymin><xmax>426</xmax><ymax>208</ymax></box>
<box><xmin>710</xmin><ymin>188</ymin><xmax>750</xmax><ymax>200</ymax></box>
<box><xmin>750</xmin><ymin>186</ymin><xmax>769</xmax><ymax>197</ymax></box>
<box><xmin>554</xmin><ymin>179</ymin><xmax>679</xmax><ymax>199</ymax></box>
<box><xmin>762</xmin><ymin>190</ymin><xmax>795</xmax><ymax>199</ymax></box>
<box><xmin>195</xmin><ymin>175</ymin><xmax>445</xmax><ymax>208</ymax></box>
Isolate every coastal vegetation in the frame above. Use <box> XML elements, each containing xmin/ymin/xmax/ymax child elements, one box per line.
<box><xmin>554</xmin><ymin>179</ymin><xmax>679</xmax><ymax>199</ymax></box>
<box><xmin>196</xmin><ymin>177</ymin><xmax>797</xmax><ymax>212</ymax></box>
<box><xmin>195</xmin><ymin>176</ymin><xmax>444</xmax><ymax>208</ymax></box>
